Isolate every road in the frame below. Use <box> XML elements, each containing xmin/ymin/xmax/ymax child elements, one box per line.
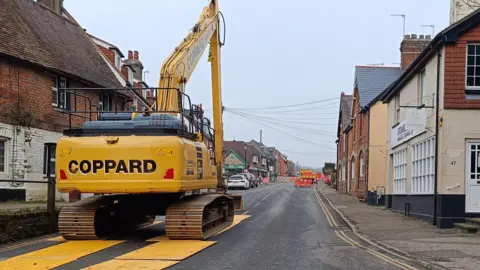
<box><xmin>0</xmin><ymin>183</ymin><xmax>419</xmax><ymax>270</ymax></box>
<box><xmin>171</xmin><ymin>183</ymin><xmax>408</xmax><ymax>270</ymax></box>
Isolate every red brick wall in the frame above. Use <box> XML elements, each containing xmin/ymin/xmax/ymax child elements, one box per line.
<box><xmin>0</xmin><ymin>58</ymin><xmax>126</xmax><ymax>133</ymax></box>
<box><xmin>350</xmin><ymin>90</ymin><xmax>368</xmax><ymax>198</ymax></box>
<box><xmin>98</xmin><ymin>46</ymin><xmax>116</xmax><ymax>67</ymax></box>
<box><xmin>444</xmin><ymin>24</ymin><xmax>480</xmax><ymax>109</ymax></box>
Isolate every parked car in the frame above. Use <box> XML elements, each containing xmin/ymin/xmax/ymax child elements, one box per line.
<box><xmin>239</xmin><ymin>173</ymin><xmax>258</xmax><ymax>188</ymax></box>
<box><xmin>227</xmin><ymin>175</ymin><xmax>249</xmax><ymax>190</ymax></box>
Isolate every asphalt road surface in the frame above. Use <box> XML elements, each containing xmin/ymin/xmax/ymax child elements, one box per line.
<box><xmin>171</xmin><ymin>183</ymin><xmax>408</xmax><ymax>270</ymax></box>
<box><xmin>0</xmin><ymin>183</ymin><xmax>419</xmax><ymax>270</ymax></box>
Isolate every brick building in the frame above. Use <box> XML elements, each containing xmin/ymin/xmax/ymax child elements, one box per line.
<box><xmin>336</xmin><ymin>64</ymin><xmax>401</xmax><ymax>201</ymax></box>
<box><xmin>0</xmin><ymin>0</ymin><xmax>143</xmax><ymax>201</ymax></box>
<box><xmin>336</xmin><ymin>93</ymin><xmax>353</xmax><ymax>193</ymax></box>
<box><xmin>224</xmin><ymin>141</ymin><xmax>269</xmax><ymax>177</ymax></box>
<box><xmin>381</xmin><ymin>9</ymin><xmax>480</xmax><ymax>228</ymax></box>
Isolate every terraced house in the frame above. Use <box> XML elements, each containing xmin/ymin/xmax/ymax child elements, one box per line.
<box><xmin>336</xmin><ymin>66</ymin><xmax>401</xmax><ymax>203</ymax></box>
<box><xmin>0</xmin><ymin>0</ymin><xmax>147</xmax><ymax>202</ymax></box>
<box><xmin>382</xmin><ymin>9</ymin><xmax>480</xmax><ymax>228</ymax></box>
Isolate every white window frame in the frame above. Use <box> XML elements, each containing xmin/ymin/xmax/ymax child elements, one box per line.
<box><xmin>43</xmin><ymin>143</ymin><xmax>56</xmax><ymax>178</ymax></box>
<box><xmin>128</xmin><ymin>68</ymin><xmax>134</xmax><ymax>83</ymax></box>
<box><xmin>418</xmin><ymin>69</ymin><xmax>426</xmax><ymax>106</ymax></box>
<box><xmin>359</xmin><ymin>153</ymin><xmax>364</xmax><ymax>178</ymax></box>
<box><xmin>393</xmin><ymin>148</ymin><xmax>408</xmax><ymax>194</ymax></box>
<box><xmin>261</xmin><ymin>158</ymin><xmax>267</xmax><ymax>165</ymax></box>
<box><xmin>394</xmin><ymin>95</ymin><xmax>400</xmax><ymax>125</ymax></box>
<box><xmin>52</xmin><ymin>75</ymin><xmax>68</xmax><ymax>109</ymax></box>
<box><xmin>466</xmin><ymin>44</ymin><xmax>480</xmax><ymax>91</ymax></box>
<box><xmin>0</xmin><ymin>138</ymin><xmax>8</xmax><ymax>175</ymax></box>
<box><xmin>350</xmin><ymin>157</ymin><xmax>355</xmax><ymax>186</ymax></box>
<box><xmin>342</xmin><ymin>163</ymin><xmax>346</xmax><ymax>182</ymax></box>
<box><xmin>412</xmin><ymin>137</ymin><xmax>435</xmax><ymax>194</ymax></box>
<box><xmin>253</xmin><ymin>155</ymin><xmax>259</xmax><ymax>163</ymax></box>
<box><xmin>99</xmin><ymin>92</ymin><xmax>112</xmax><ymax>111</ymax></box>
<box><xmin>114</xmin><ymin>52</ymin><xmax>121</xmax><ymax>70</ymax></box>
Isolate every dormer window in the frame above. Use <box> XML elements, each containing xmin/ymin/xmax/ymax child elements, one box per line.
<box><xmin>253</xmin><ymin>155</ymin><xmax>259</xmax><ymax>163</ymax></box>
<box><xmin>114</xmin><ymin>52</ymin><xmax>121</xmax><ymax>70</ymax></box>
<box><xmin>128</xmin><ymin>68</ymin><xmax>133</xmax><ymax>83</ymax></box>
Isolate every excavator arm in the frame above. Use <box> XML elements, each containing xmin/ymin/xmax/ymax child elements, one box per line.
<box><xmin>156</xmin><ymin>0</ymin><xmax>226</xmax><ymax>190</ymax></box>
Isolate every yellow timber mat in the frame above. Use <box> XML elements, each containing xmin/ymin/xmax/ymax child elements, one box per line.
<box><xmin>83</xmin><ymin>259</ymin><xmax>179</xmax><ymax>270</ymax></box>
<box><xmin>0</xmin><ymin>240</ymin><xmax>123</xmax><ymax>270</ymax></box>
<box><xmin>0</xmin><ymin>214</ymin><xmax>250</xmax><ymax>270</ymax></box>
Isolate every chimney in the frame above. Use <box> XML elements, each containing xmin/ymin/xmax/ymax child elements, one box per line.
<box><xmin>134</xmin><ymin>51</ymin><xmax>139</xmax><ymax>60</ymax></box>
<box><xmin>400</xmin><ymin>34</ymin><xmax>432</xmax><ymax>70</ymax></box>
<box><xmin>128</xmin><ymin>50</ymin><xmax>133</xmax><ymax>60</ymax></box>
<box><xmin>38</xmin><ymin>0</ymin><xmax>63</xmax><ymax>14</ymax></box>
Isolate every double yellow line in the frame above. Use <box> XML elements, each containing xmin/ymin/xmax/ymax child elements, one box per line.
<box><xmin>313</xmin><ymin>190</ymin><xmax>418</xmax><ymax>270</ymax></box>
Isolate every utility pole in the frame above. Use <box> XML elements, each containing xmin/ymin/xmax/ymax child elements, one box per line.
<box><xmin>390</xmin><ymin>14</ymin><xmax>406</xmax><ymax>37</ymax></box>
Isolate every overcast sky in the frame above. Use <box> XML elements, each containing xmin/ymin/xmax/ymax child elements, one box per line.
<box><xmin>65</xmin><ymin>0</ymin><xmax>450</xmax><ymax>167</ymax></box>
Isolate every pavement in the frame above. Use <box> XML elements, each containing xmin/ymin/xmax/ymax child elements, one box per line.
<box><xmin>0</xmin><ymin>182</ymin><xmax>423</xmax><ymax>270</ymax></box>
<box><xmin>317</xmin><ymin>183</ymin><xmax>480</xmax><ymax>270</ymax></box>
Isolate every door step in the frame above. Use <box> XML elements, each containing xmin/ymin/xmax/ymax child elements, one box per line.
<box><xmin>454</xmin><ymin>222</ymin><xmax>480</xmax><ymax>234</ymax></box>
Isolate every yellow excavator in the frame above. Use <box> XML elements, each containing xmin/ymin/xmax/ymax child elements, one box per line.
<box><xmin>55</xmin><ymin>0</ymin><xmax>242</xmax><ymax>240</ymax></box>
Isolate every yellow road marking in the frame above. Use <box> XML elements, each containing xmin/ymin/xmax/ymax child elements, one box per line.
<box><xmin>0</xmin><ymin>240</ymin><xmax>123</xmax><ymax>270</ymax></box>
<box><xmin>117</xmin><ymin>240</ymin><xmax>216</xmax><ymax>261</ymax></box>
<box><xmin>48</xmin><ymin>236</ymin><xmax>66</xmax><ymax>242</ymax></box>
<box><xmin>0</xmin><ymin>235</ymin><xmax>61</xmax><ymax>253</ymax></box>
<box><xmin>315</xmin><ymin>190</ymin><xmax>418</xmax><ymax>270</ymax></box>
<box><xmin>82</xmin><ymin>259</ymin><xmax>179</xmax><ymax>270</ymax></box>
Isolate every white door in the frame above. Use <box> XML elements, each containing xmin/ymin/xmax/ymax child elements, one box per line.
<box><xmin>466</xmin><ymin>141</ymin><xmax>480</xmax><ymax>213</ymax></box>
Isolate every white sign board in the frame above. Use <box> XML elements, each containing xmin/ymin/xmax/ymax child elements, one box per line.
<box><xmin>405</xmin><ymin>108</ymin><xmax>427</xmax><ymax>132</ymax></box>
<box><xmin>390</xmin><ymin>117</ymin><xmax>425</xmax><ymax>149</ymax></box>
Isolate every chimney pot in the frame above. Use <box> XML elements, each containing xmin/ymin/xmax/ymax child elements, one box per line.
<box><xmin>426</xmin><ymin>35</ymin><xmax>432</xmax><ymax>39</ymax></box>
<box><xmin>128</xmin><ymin>51</ymin><xmax>133</xmax><ymax>60</ymax></box>
<box><xmin>404</xmin><ymin>34</ymin><xmax>411</xmax><ymax>39</ymax></box>
<box><xmin>419</xmin><ymin>34</ymin><xmax>425</xmax><ymax>39</ymax></box>
<box><xmin>411</xmin><ymin>34</ymin><xmax>417</xmax><ymax>39</ymax></box>
<box><xmin>134</xmin><ymin>51</ymin><xmax>139</xmax><ymax>60</ymax></box>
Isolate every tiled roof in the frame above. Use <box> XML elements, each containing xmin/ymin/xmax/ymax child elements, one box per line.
<box><xmin>340</xmin><ymin>94</ymin><xmax>353</xmax><ymax>127</ymax></box>
<box><xmin>0</xmin><ymin>0</ymin><xmax>122</xmax><ymax>88</ymax></box>
<box><xmin>354</xmin><ymin>66</ymin><xmax>402</xmax><ymax>108</ymax></box>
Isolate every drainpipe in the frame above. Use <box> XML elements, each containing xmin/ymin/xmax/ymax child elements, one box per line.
<box><xmin>433</xmin><ymin>49</ymin><xmax>442</xmax><ymax>226</ymax></box>
<box><xmin>366</xmin><ymin>110</ymin><xmax>371</xmax><ymax>201</ymax></box>
<box><xmin>345</xmin><ymin>130</ymin><xmax>349</xmax><ymax>194</ymax></box>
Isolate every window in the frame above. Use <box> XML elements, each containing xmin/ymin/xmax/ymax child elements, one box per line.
<box><xmin>115</xmin><ymin>52</ymin><xmax>121</xmax><ymax>69</ymax></box>
<box><xmin>52</xmin><ymin>76</ymin><xmax>70</xmax><ymax>109</ymax></box>
<box><xmin>342</xmin><ymin>163</ymin><xmax>346</xmax><ymax>182</ymax></box>
<box><xmin>418</xmin><ymin>69</ymin><xmax>426</xmax><ymax>105</ymax></box>
<box><xmin>466</xmin><ymin>44</ymin><xmax>480</xmax><ymax>89</ymax></box>
<box><xmin>359</xmin><ymin>152</ymin><xmax>364</xmax><ymax>178</ymax></box>
<box><xmin>99</xmin><ymin>92</ymin><xmax>113</xmax><ymax>111</ymax></box>
<box><xmin>261</xmin><ymin>158</ymin><xmax>267</xmax><ymax>165</ymax></box>
<box><xmin>43</xmin><ymin>143</ymin><xmax>56</xmax><ymax>178</ymax></box>
<box><xmin>128</xmin><ymin>69</ymin><xmax>134</xmax><ymax>83</ymax></box>
<box><xmin>350</xmin><ymin>157</ymin><xmax>355</xmax><ymax>188</ymax></box>
<box><xmin>359</xmin><ymin>115</ymin><xmax>363</xmax><ymax>138</ymax></box>
<box><xmin>393</xmin><ymin>148</ymin><xmax>407</xmax><ymax>194</ymax></box>
<box><xmin>343</xmin><ymin>135</ymin><xmax>346</xmax><ymax>152</ymax></box>
<box><xmin>412</xmin><ymin>137</ymin><xmax>435</xmax><ymax>194</ymax></box>
<box><xmin>0</xmin><ymin>139</ymin><xmax>7</xmax><ymax>173</ymax></box>
<box><xmin>394</xmin><ymin>95</ymin><xmax>400</xmax><ymax>124</ymax></box>
<box><xmin>253</xmin><ymin>155</ymin><xmax>259</xmax><ymax>163</ymax></box>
